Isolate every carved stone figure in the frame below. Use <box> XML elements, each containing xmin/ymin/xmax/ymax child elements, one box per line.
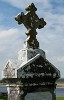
<box><xmin>15</xmin><ymin>3</ymin><xmax>46</xmax><ymax>49</ymax></box>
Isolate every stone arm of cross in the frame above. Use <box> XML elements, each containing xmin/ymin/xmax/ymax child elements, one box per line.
<box><xmin>15</xmin><ymin>12</ymin><xmax>24</xmax><ymax>25</ymax></box>
<box><xmin>38</xmin><ymin>18</ymin><xmax>46</xmax><ymax>29</ymax></box>
<box><xmin>15</xmin><ymin>11</ymin><xmax>46</xmax><ymax>31</ymax></box>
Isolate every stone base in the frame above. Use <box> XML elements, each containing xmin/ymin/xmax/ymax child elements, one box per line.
<box><xmin>25</xmin><ymin>92</ymin><xmax>53</xmax><ymax>100</ymax></box>
<box><xmin>20</xmin><ymin>85</ymin><xmax>56</xmax><ymax>100</ymax></box>
<box><xmin>6</xmin><ymin>84</ymin><xmax>56</xmax><ymax>100</ymax></box>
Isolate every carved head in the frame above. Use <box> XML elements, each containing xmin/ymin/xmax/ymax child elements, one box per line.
<box><xmin>15</xmin><ymin>12</ymin><xmax>24</xmax><ymax>24</ymax></box>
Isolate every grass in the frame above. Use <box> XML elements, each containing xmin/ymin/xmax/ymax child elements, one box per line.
<box><xmin>0</xmin><ymin>96</ymin><xmax>64</xmax><ymax>100</ymax></box>
<box><xmin>0</xmin><ymin>96</ymin><xmax>7</xmax><ymax>100</ymax></box>
<box><xmin>56</xmin><ymin>96</ymin><xmax>64</xmax><ymax>100</ymax></box>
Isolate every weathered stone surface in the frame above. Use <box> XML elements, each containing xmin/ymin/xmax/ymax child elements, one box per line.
<box><xmin>7</xmin><ymin>85</ymin><xmax>20</xmax><ymax>100</ymax></box>
<box><xmin>25</xmin><ymin>92</ymin><xmax>52</xmax><ymax>100</ymax></box>
<box><xmin>3</xmin><ymin>60</ymin><xmax>17</xmax><ymax>78</ymax></box>
<box><xmin>17</xmin><ymin>54</ymin><xmax>60</xmax><ymax>82</ymax></box>
<box><xmin>15</xmin><ymin>3</ymin><xmax>46</xmax><ymax>49</ymax></box>
<box><xmin>18</xmin><ymin>48</ymin><xmax>45</xmax><ymax>65</ymax></box>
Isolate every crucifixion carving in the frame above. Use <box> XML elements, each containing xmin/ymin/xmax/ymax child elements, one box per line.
<box><xmin>15</xmin><ymin>3</ymin><xmax>46</xmax><ymax>49</ymax></box>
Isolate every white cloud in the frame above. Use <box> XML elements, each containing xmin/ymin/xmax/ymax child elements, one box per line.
<box><xmin>0</xmin><ymin>28</ymin><xmax>18</xmax><ymax>39</ymax></box>
<box><xmin>0</xmin><ymin>28</ymin><xmax>24</xmax><ymax>53</ymax></box>
<box><xmin>56</xmin><ymin>56</ymin><xmax>64</xmax><ymax>62</ymax></box>
<box><xmin>0</xmin><ymin>28</ymin><xmax>22</xmax><ymax>50</ymax></box>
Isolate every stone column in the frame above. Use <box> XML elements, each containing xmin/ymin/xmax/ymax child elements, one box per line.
<box><xmin>7</xmin><ymin>84</ymin><xmax>20</xmax><ymax>100</ymax></box>
<box><xmin>19</xmin><ymin>87</ymin><xmax>25</xmax><ymax>100</ymax></box>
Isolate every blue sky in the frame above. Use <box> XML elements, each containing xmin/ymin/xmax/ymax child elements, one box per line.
<box><xmin>0</xmin><ymin>0</ymin><xmax>64</xmax><ymax>79</ymax></box>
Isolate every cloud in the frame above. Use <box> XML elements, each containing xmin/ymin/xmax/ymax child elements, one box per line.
<box><xmin>2</xmin><ymin>0</ymin><xmax>52</xmax><ymax>11</ymax></box>
<box><xmin>0</xmin><ymin>28</ymin><xmax>24</xmax><ymax>78</ymax></box>
<box><xmin>0</xmin><ymin>28</ymin><xmax>18</xmax><ymax>39</ymax></box>
<box><xmin>56</xmin><ymin>56</ymin><xmax>64</xmax><ymax>62</ymax></box>
<box><xmin>0</xmin><ymin>28</ymin><xmax>22</xmax><ymax>51</ymax></box>
<box><xmin>0</xmin><ymin>28</ymin><xmax>25</xmax><ymax>54</ymax></box>
<box><xmin>2</xmin><ymin>0</ymin><xmax>37</xmax><ymax>9</ymax></box>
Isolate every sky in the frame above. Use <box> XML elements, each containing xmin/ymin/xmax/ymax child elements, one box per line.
<box><xmin>0</xmin><ymin>0</ymin><xmax>64</xmax><ymax>79</ymax></box>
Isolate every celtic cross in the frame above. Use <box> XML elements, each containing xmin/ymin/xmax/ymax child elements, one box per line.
<box><xmin>15</xmin><ymin>3</ymin><xmax>46</xmax><ymax>49</ymax></box>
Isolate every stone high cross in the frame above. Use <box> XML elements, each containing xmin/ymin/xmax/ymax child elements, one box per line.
<box><xmin>15</xmin><ymin>3</ymin><xmax>46</xmax><ymax>49</ymax></box>
<box><xmin>3</xmin><ymin>3</ymin><xmax>60</xmax><ymax>100</ymax></box>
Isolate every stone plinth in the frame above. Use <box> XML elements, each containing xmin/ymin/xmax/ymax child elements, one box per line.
<box><xmin>7</xmin><ymin>84</ymin><xmax>20</xmax><ymax>100</ymax></box>
<box><xmin>18</xmin><ymin>48</ymin><xmax>45</xmax><ymax>65</ymax></box>
<box><xmin>18</xmin><ymin>41</ymin><xmax>46</xmax><ymax>64</ymax></box>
